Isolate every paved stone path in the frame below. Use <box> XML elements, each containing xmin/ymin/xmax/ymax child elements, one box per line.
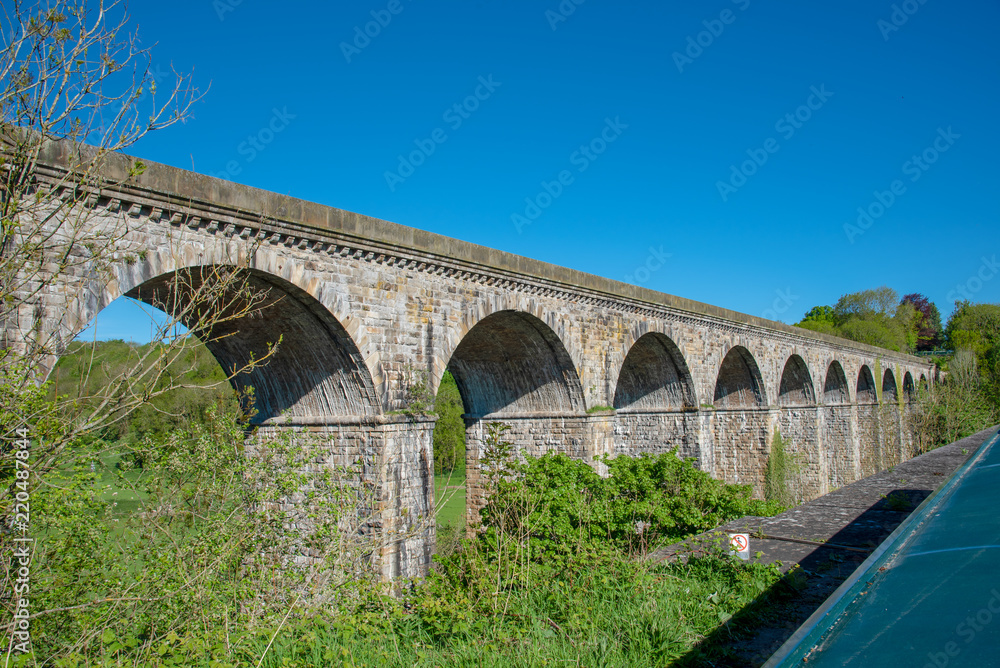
<box><xmin>650</xmin><ymin>426</ymin><xmax>999</xmax><ymax>666</ymax></box>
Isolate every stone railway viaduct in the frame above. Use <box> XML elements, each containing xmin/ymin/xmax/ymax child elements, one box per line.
<box><xmin>10</xmin><ymin>144</ymin><xmax>934</xmax><ymax>579</ymax></box>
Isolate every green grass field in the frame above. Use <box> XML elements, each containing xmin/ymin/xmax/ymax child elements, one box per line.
<box><xmin>96</xmin><ymin>451</ymin><xmax>148</xmax><ymax>514</ymax></box>
<box><xmin>434</xmin><ymin>470</ymin><xmax>466</xmax><ymax>528</ymax></box>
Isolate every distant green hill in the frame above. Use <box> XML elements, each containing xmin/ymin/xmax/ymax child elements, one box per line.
<box><xmin>54</xmin><ymin>340</ymin><xmax>470</xmax><ymax>471</ymax></box>
<box><xmin>51</xmin><ymin>338</ymin><xmax>237</xmax><ymax>442</ymax></box>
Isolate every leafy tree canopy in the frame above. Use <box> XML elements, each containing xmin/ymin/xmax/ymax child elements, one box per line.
<box><xmin>794</xmin><ymin>287</ymin><xmax>928</xmax><ymax>354</ymax></box>
<box><xmin>903</xmin><ymin>293</ymin><xmax>944</xmax><ymax>350</ymax></box>
<box><xmin>944</xmin><ymin>301</ymin><xmax>1000</xmax><ymax>405</ymax></box>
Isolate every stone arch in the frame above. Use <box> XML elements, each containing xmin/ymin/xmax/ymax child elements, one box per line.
<box><xmin>823</xmin><ymin>361</ymin><xmax>851</xmax><ymax>404</ymax></box>
<box><xmin>613</xmin><ymin>332</ymin><xmax>696</xmax><ymax>410</ymax></box>
<box><xmin>857</xmin><ymin>365</ymin><xmax>878</xmax><ymax>404</ymax></box>
<box><xmin>430</xmin><ymin>297</ymin><xmax>583</xmax><ymax>399</ymax></box>
<box><xmin>445</xmin><ymin>310</ymin><xmax>585</xmax><ymax>417</ymax></box>
<box><xmin>447</xmin><ymin>310</ymin><xmax>587</xmax><ymax>529</ymax></box>
<box><xmin>56</xmin><ymin>241</ymin><xmax>386</xmax><ymax>399</ymax></box>
<box><xmin>713</xmin><ymin>346</ymin><xmax>766</xmax><ymax>408</ymax></box>
<box><xmin>883</xmin><ymin>368</ymin><xmax>898</xmax><ymax>403</ymax></box>
<box><xmin>920</xmin><ymin>373</ymin><xmax>929</xmax><ymax>390</ymax></box>
<box><xmin>778</xmin><ymin>354</ymin><xmax>815</xmax><ymax>406</ymax></box>
<box><xmin>125</xmin><ymin>265</ymin><xmax>382</xmax><ymax>423</ymax></box>
<box><xmin>903</xmin><ymin>372</ymin><xmax>916</xmax><ymax>401</ymax></box>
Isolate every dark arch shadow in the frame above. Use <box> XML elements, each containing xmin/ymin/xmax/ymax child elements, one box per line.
<box><xmin>857</xmin><ymin>365</ymin><xmax>878</xmax><ymax>405</ymax></box>
<box><xmin>883</xmin><ymin>368</ymin><xmax>898</xmax><ymax>403</ymax></box>
<box><xmin>613</xmin><ymin>332</ymin><xmax>696</xmax><ymax>410</ymax></box>
<box><xmin>713</xmin><ymin>346</ymin><xmax>766</xmax><ymax>408</ymax></box>
<box><xmin>446</xmin><ymin>310</ymin><xmax>585</xmax><ymax>417</ymax></box>
<box><xmin>903</xmin><ymin>372</ymin><xmax>916</xmax><ymax>402</ymax></box>
<box><xmin>778</xmin><ymin>355</ymin><xmax>815</xmax><ymax>406</ymax></box>
<box><xmin>824</xmin><ymin>361</ymin><xmax>850</xmax><ymax>404</ymax></box>
<box><xmin>126</xmin><ymin>265</ymin><xmax>381</xmax><ymax>423</ymax></box>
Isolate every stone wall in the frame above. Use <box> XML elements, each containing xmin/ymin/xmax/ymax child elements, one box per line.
<box><xmin>777</xmin><ymin>406</ymin><xmax>824</xmax><ymax>501</ymax></box>
<box><xmin>253</xmin><ymin>416</ymin><xmax>434</xmax><ymax>580</ymax></box>
<box><xmin>857</xmin><ymin>404</ymin><xmax>884</xmax><ymax>477</ymax></box>
<box><xmin>613</xmin><ymin>410</ymin><xmax>700</xmax><ymax>461</ymax></box>
<box><xmin>706</xmin><ymin>408</ymin><xmax>773</xmax><ymax>492</ymax></box>
<box><xmin>822</xmin><ymin>404</ymin><xmax>857</xmax><ymax>489</ymax></box>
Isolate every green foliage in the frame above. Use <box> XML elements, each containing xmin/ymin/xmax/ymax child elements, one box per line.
<box><xmin>800</xmin><ymin>305</ymin><xmax>835</xmax><ymax>325</ymax></box>
<box><xmin>903</xmin><ymin>293</ymin><xmax>943</xmax><ymax>351</ymax></box>
<box><xmin>764</xmin><ymin>430</ymin><xmax>801</xmax><ymax>507</ymax></box>
<box><xmin>432</xmin><ymin>370</ymin><xmax>465</xmax><ymax>474</ymax></box>
<box><xmin>355</xmin><ymin>441</ymin><xmax>789</xmax><ymax>668</ymax></box>
<box><xmin>474</xmin><ymin>449</ymin><xmax>783</xmax><ymax>568</ymax></box>
<box><xmin>833</xmin><ymin>286</ymin><xmax>900</xmax><ymax>320</ymax></box>
<box><xmin>911</xmin><ymin>301</ymin><xmax>1000</xmax><ymax>449</ymax></box>
<box><xmin>946</xmin><ymin>301</ymin><xmax>1000</xmax><ymax>353</ymax></box>
<box><xmin>837</xmin><ymin>317</ymin><xmax>903</xmax><ymax>352</ymax></box>
<box><xmin>0</xmin><ymin>350</ymin><xmax>67</xmax><ymax>449</ymax></box>
<box><xmin>21</xmin><ymin>396</ymin><xmax>790</xmax><ymax>667</ymax></box>
<box><xmin>945</xmin><ymin>301</ymin><xmax>1000</xmax><ymax>404</ymax></box>
<box><xmin>22</xmin><ymin>405</ymin><xmax>391</xmax><ymax>665</ymax></box>
<box><xmin>18</xmin><ymin>342</ymin><xmax>801</xmax><ymax>668</ymax></box>
<box><xmin>38</xmin><ymin>551</ymin><xmax>787</xmax><ymax>667</ymax></box>
<box><xmin>798</xmin><ymin>306</ymin><xmax>836</xmax><ymax>331</ymax></box>
<box><xmin>834</xmin><ymin>287</ymin><xmax>917</xmax><ymax>352</ymax></box>
<box><xmin>50</xmin><ymin>338</ymin><xmax>238</xmax><ymax>442</ymax></box>
<box><xmin>795</xmin><ymin>287</ymin><xmax>926</xmax><ymax>354</ymax></box>
<box><xmin>797</xmin><ymin>308</ymin><xmax>840</xmax><ymax>337</ymax></box>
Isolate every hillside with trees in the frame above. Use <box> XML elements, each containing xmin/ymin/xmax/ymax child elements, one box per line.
<box><xmin>51</xmin><ymin>339</ymin><xmax>239</xmax><ymax>442</ymax></box>
<box><xmin>795</xmin><ymin>287</ymin><xmax>926</xmax><ymax>353</ymax></box>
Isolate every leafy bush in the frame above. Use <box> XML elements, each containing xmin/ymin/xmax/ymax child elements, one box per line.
<box><xmin>24</xmin><ymin>407</ymin><xmax>394</xmax><ymax>665</ymax></box>
<box><xmin>474</xmin><ymin>449</ymin><xmax>782</xmax><ymax>568</ymax></box>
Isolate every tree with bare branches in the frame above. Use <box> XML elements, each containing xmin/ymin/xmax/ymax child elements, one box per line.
<box><xmin>0</xmin><ymin>0</ymin><xmax>295</xmax><ymax>483</ymax></box>
<box><xmin>0</xmin><ymin>1</ymin><xmax>301</xmax><ymax>659</ymax></box>
<box><xmin>1</xmin><ymin>0</ymin><xmax>207</xmax><ymax>397</ymax></box>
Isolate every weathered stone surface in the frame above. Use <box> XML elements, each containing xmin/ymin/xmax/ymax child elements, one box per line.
<box><xmin>9</xmin><ymin>145</ymin><xmax>936</xmax><ymax>578</ymax></box>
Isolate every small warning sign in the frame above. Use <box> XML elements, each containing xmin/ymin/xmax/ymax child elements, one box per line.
<box><xmin>729</xmin><ymin>533</ymin><xmax>750</xmax><ymax>561</ymax></box>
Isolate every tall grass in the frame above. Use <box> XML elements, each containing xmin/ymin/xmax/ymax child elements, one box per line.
<box><xmin>26</xmin><ymin>422</ymin><xmax>789</xmax><ymax>667</ymax></box>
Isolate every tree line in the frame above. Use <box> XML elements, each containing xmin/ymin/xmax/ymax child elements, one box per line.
<box><xmin>795</xmin><ymin>287</ymin><xmax>944</xmax><ymax>353</ymax></box>
<box><xmin>794</xmin><ymin>287</ymin><xmax>999</xmax><ymax>443</ymax></box>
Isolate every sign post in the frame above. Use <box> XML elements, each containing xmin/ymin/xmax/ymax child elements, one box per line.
<box><xmin>729</xmin><ymin>533</ymin><xmax>750</xmax><ymax>561</ymax></box>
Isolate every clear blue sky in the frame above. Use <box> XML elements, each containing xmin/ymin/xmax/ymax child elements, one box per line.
<box><xmin>78</xmin><ymin>0</ymin><xmax>1000</xmax><ymax>342</ymax></box>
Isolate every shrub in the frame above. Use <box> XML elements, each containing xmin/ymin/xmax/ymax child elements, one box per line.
<box><xmin>475</xmin><ymin>449</ymin><xmax>782</xmax><ymax>569</ymax></box>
